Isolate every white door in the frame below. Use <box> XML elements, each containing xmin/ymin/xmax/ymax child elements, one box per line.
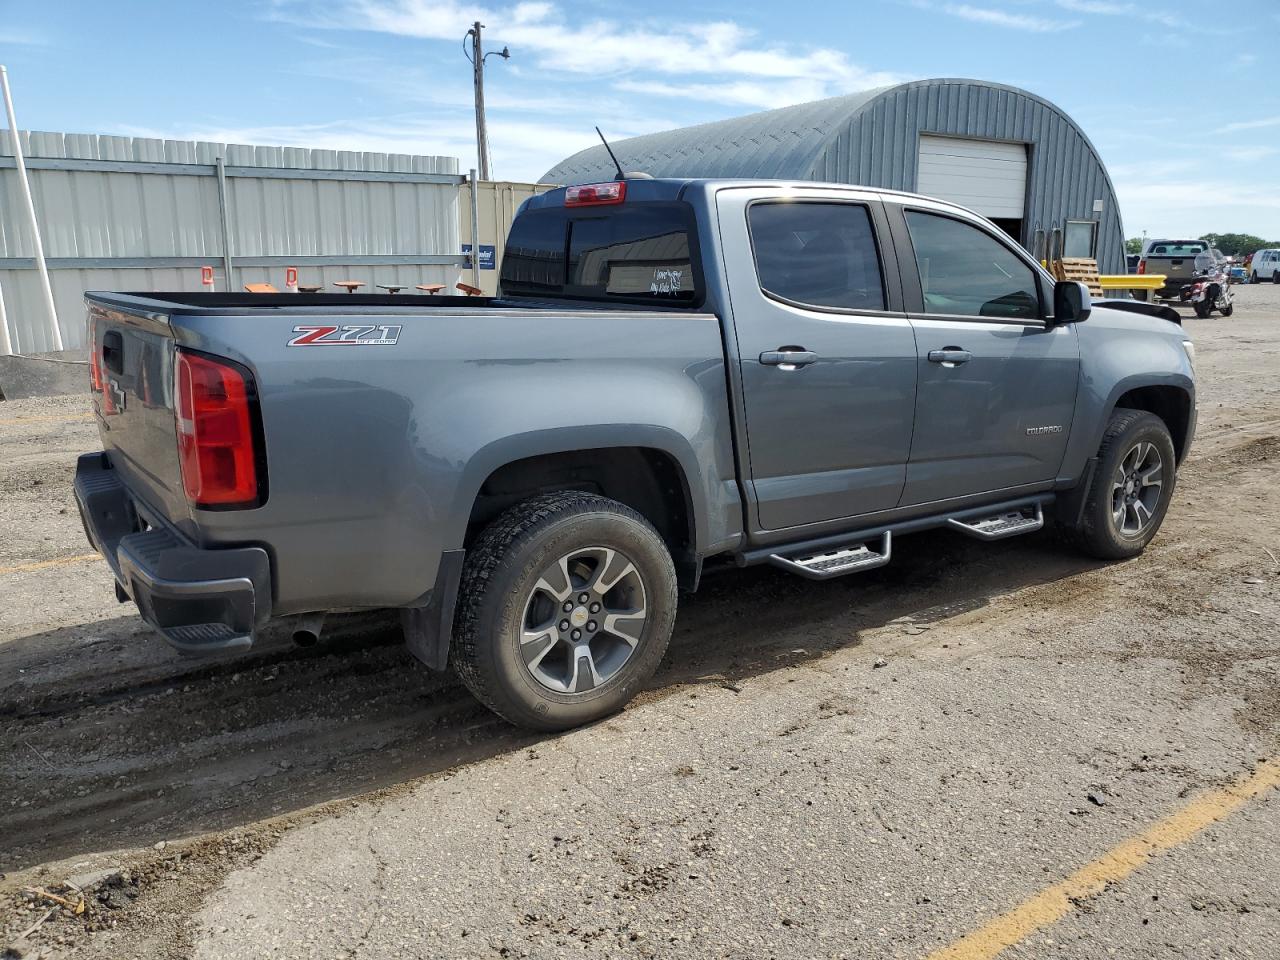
<box><xmin>917</xmin><ymin>135</ymin><xmax>1028</xmax><ymax>220</ymax></box>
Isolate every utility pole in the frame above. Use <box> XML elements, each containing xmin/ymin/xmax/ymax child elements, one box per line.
<box><xmin>465</xmin><ymin>22</ymin><xmax>509</xmax><ymax>182</ymax></box>
<box><xmin>1</xmin><ymin>64</ymin><xmax>60</xmax><ymax>351</ymax></box>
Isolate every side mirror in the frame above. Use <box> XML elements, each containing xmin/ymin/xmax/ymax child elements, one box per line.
<box><xmin>1053</xmin><ymin>280</ymin><xmax>1092</xmax><ymax>325</ymax></box>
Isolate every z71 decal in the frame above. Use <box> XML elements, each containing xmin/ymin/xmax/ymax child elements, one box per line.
<box><xmin>287</xmin><ymin>324</ymin><xmax>403</xmax><ymax>347</ymax></box>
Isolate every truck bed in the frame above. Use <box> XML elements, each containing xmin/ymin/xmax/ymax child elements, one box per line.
<box><xmin>82</xmin><ymin>289</ymin><xmax>735</xmax><ymax>622</ymax></box>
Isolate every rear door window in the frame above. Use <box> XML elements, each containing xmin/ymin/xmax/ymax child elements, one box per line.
<box><xmin>904</xmin><ymin>210</ymin><xmax>1041</xmax><ymax>320</ymax></box>
<box><xmin>501</xmin><ymin>202</ymin><xmax>702</xmax><ymax>305</ymax></box>
<box><xmin>747</xmin><ymin>202</ymin><xmax>886</xmax><ymax>311</ymax></box>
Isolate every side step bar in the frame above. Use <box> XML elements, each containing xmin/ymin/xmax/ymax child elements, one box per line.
<box><xmin>757</xmin><ymin>495</ymin><xmax>1052</xmax><ymax>582</ymax></box>
<box><xmin>946</xmin><ymin>503</ymin><xmax>1044</xmax><ymax>541</ymax></box>
<box><xmin>769</xmin><ymin>532</ymin><xmax>892</xmax><ymax>581</ymax></box>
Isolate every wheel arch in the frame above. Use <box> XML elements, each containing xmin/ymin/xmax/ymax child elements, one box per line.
<box><xmin>453</xmin><ymin>426</ymin><xmax>709</xmax><ymax>569</ymax></box>
<box><xmin>1107</xmin><ymin>380</ymin><xmax>1195</xmax><ymax>464</ymax></box>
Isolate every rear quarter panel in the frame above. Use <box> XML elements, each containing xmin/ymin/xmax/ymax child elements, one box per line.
<box><xmin>172</xmin><ymin>307</ymin><xmax>739</xmax><ymax>614</ymax></box>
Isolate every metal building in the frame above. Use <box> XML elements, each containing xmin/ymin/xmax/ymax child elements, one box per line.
<box><xmin>543</xmin><ymin>78</ymin><xmax>1125</xmax><ymax>274</ymax></box>
<box><xmin>1</xmin><ymin>132</ymin><xmax>466</xmax><ymax>353</ymax></box>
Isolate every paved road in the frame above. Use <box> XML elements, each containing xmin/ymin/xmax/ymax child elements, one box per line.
<box><xmin>2</xmin><ymin>288</ymin><xmax>1278</xmax><ymax>959</ymax></box>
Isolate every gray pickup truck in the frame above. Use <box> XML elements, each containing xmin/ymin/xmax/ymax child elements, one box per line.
<box><xmin>76</xmin><ymin>177</ymin><xmax>1196</xmax><ymax>730</ymax></box>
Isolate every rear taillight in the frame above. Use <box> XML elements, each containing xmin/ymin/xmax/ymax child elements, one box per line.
<box><xmin>89</xmin><ymin>322</ymin><xmax>103</xmax><ymax>393</ymax></box>
<box><xmin>1137</xmin><ymin>260</ymin><xmax>1146</xmax><ymax>275</ymax></box>
<box><xmin>565</xmin><ymin>181</ymin><xmax>626</xmax><ymax>206</ymax></box>
<box><xmin>88</xmin><ymin>317</ymin><xmax>116</xmax><ymax>414</ymax></box>
<box><xmin>175</xmin><ymin>350</ymin><xmax>264</xmax><ymax>508</ymax></box>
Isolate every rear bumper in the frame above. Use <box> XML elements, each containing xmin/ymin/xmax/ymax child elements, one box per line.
<box><xmin>73</xmin><ymin>452</ymin><xmax>272</xmax><ymax>654</ymax></box>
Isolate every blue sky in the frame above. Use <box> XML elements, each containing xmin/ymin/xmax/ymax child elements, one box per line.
<box><xmin>2</xmin><ymin>0</ymin><xmax>1278</xmax><ymax>239</ymax></box>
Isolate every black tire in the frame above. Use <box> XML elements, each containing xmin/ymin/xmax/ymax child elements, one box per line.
<box><xmin>1193</xmin><ymin>299</ymin><xmax>1213</xmax><ymax>319</ymax></box>
<box><xmin>453</xmin><ymin>491</ymin><xmax>677</xmax><ymax>731</ymax></box>
<box><xmin>1273</xmin><ymin>271</ymin><xmax>1280</xmax><ymax>284</ymax></box>
<box><xmin>1249</xmin><ymin>271</ymin><xmax>1258</xmax><ymax>284</ymax></box>
<box><xmin>1220</xmin><ymin>300</ymin><xmax>1234</xmax><ymax>317</ymax></box>
<box><xmin>1065</xmin><ymin>408</ymin><xmax>1177</xmax><ymax>560</ymax></box>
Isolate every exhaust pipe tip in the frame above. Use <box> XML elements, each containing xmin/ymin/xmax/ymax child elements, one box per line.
<box><xmin>292</xmin><ymin>612</ymin><xmax>327</xmax><ymax>647</ymax></box>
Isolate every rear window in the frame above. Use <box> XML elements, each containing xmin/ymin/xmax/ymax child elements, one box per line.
<box><xmin>1147</xmin><ymin>241</ymin><xmax>1207</xmax><ymax>256</ymax></box>
<box><xmin>748</xmin><ymin>201</ymin><xmax>886</xmax><ymax>312</ymax></box>
<box><xmin>500</xmin><ymin>202</ymin><xmax>702</xmax><ymax>305</ymax></box>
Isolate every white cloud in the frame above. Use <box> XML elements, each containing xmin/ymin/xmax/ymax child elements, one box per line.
<box><xmin>1222</xmin><ymin>146</ymin><xmax>1278</xmax><ymax>163</ymax></box>
<box><xmin>0</xmin><ymin>28</ymin><xmax>48</xmax><ymax>46</ymax></box>
<box><xmin>259</xmin><ymin>0</ymin><xmax>912</xmax><ymax>180</ymax></box>
<box><xmin>615</xmin><ymin>72</ymin><xmax>907</xmax><ymax>112</ymax></box>
<box><xmin>1053</xmin><ymin>0</ymin><xmax>1219</xmax><ymax>31</ymax></box>
<box><xmin>1112</xmin><ymin>178</ymin><xmax>1280</xmax><ymax>239</ymax></box>
<box><xmin>1215</xmin><ymin>116</ymin><xmax>1280</xmax><ymax>134</ymax></box>
<box><xmin>939</xmin><ymin>3</ymin><xmax>1079</xmax><ymax>31</ymax></box>
<box><xmin>280</xmin><ymin>0</ymin><xmax>897</xmax><ymax>93</ymax></box>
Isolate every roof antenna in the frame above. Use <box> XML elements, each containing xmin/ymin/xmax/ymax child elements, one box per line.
<box><xmin>595</xmin><ymin>126</ymin><xmax>626</xmax><ymax>181</ymax></box>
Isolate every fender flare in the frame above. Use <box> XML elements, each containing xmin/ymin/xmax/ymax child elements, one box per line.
<box><xmin>447</xmin><ymin>424</ymin><xmax>711</xmax><ymax>553</ymax></box>
<box><xmin>1093</xmin><ymin>373</ymin><xmax>1195</xmax><ymax>458</ymax></box>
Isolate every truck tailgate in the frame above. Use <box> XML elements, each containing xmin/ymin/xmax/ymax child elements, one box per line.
<box><xmin>87</xmin><ymin>301</ymin><xmax>189</xmax><ymax>526</ymax></box>
<box><xmin>1144</xmin><ymin>257</ymin><xmax>1197</xmax><ymax>283</ymax></box>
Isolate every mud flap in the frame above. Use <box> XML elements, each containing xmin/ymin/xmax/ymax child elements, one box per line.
<box><xmin>1056</xmin><ymin>457</ymin><xmax>1098</xmax><ymax>528</ymax></box>
<box><xmin>401</xmin><ymin>549</ymin><xmax>465</xmax><ymax>671</ymax></box>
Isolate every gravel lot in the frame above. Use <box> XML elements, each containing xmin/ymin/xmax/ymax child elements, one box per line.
<box><xmin>1</xmin><ymin>286</ymin><xmax>1277</xmax><ymax>959</ymax></box>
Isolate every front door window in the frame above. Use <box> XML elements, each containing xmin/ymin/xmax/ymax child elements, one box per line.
<box><xmin>905</xmin><ymin>211</ymin><xmax>1042</xmax><ymax>320</ymax></box>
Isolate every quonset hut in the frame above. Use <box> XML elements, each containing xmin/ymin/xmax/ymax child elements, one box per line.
<box><xmin>542</xmin><ymin>78</ymin><xmax>1125</xmax><ymax>274</ymax></box>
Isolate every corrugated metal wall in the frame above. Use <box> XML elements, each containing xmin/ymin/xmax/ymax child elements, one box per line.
<box><xmin>0</xmin><ymin>131</ymin><xmax>465</xmax><ymax>353</ymax></box>
<box><xmin>459</xmin><ymin>179</ymin><xmax>557</xmax><ymax>296</ymax></box>
<box><xmin>815</xmin><ymin>81</ymin><xmax>1125</xmax><ymax>275</ymax></box>
<box><xmin>542</xmin><ymin>79</ymin><xmax>1125</xmax><ymax>275</ymax></box>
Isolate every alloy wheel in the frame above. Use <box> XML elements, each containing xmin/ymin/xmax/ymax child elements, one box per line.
<box><xmin>519</xmin><ymin>546</ymin><xmax>647</xmax><ymax>695</ymax></box>
<box><xmin>1110</xmin><ymin>441</ymin><xmax>1164</xmax><ymax>538</ymax></box>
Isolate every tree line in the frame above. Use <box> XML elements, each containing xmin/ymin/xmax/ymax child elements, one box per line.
<box><xmin>1125</xmin><ymin>234</ymin><xmax>1280</xmax><ymax>256</ymax></box>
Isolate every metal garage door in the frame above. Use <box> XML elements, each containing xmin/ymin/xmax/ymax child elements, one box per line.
<box><xmin>916</xmin><ymin>135</ymin><xmax>1028</xmax><ymax>219</ymax></box>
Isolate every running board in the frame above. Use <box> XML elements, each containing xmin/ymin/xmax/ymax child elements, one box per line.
<box><xmin>946</xmin><ymin>503</ymin><xmax>1044</xmax><ymax>541</ymax></box>
<box><xmin>768</xmin><ymin>532</ymin><xmax>892</xmax><ymax>581</ymax></box>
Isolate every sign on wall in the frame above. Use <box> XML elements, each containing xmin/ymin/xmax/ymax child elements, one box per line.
<box><xmin>462</xmin><ymin>243</ymin><xmax>496</xmax><ymax>270</ymax></box>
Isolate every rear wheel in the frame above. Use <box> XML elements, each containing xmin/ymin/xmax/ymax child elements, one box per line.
<box><xmin>1193</xmin><ymin>299</ymin><xmax>1213</xmax><ymax>319</ymax></box>
<box><xmin>453</xmin><ymin>491</ymin><xmax>677</xmax><ymax>731</ymax></box>
<box><xmin>1273</xmin><ymin>270</ymin><xmax>1280</xmax><ymax>284</ymax></box>
<box><xmin>1065</xmin><ymin>409</ymin><xmax>1177</xmax><ymax>560</ymax></box>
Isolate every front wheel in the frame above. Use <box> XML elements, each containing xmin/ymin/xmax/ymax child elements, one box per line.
<box><xmin>1249</xmin><ymin>271</ymin><xmax>1259</xmax><ymax>284</ymax></box>
<box><xmin>1220</xmin><ymin>299</ymin><xmax>1234</xmax><ymax>317</ymax></box>
<box><xmin>452</xmin><ymin>491</ymin><xmax>677</xmax><ymax>731</ymax></box>
<box><xmin>1065</xmin><ymin>408</ymin><xmax>1177</xmax><ymax>560</ymax></box>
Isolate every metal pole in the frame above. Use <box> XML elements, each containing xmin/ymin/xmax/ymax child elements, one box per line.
<box><xmin>471</xmin><ymin>22</ymin><xmax>491</xmax><ymax>181</ymax></box>
<box><xmin>1</xmin><ymin>65</ymin><xmax>61</xmax><ymax>351</ymax></box>
<box><xmin>215</xmin><ymin>156</ymin><xmax>235</xmax><ymax>291</ymax></box>
<box><xmin>469</xmin><ymin>168</ymin><xmax>481</xmax><ymax>290</ymax></box>
<box><xmin>0</xmin><ymin>274</ymin><xmax>15</xmax><ymax>355</ymax></box>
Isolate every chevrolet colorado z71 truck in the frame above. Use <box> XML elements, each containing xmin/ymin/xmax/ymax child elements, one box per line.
<box><xmin>76</xmin><ymin>178</ymin><xmax>1196</xmax><ymax>730</ymax></box>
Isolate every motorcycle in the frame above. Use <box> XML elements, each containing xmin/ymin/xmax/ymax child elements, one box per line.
<box><xmin>1181</xmin><ymin>252</ymin><xmax>1234</xmax><ymax>319</ymax></box>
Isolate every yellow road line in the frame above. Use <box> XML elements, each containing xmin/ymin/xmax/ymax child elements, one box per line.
<box><xmin>0</xmin><ymin>412</ymin><xmax>94</xmax><ymax>426</ymax></box>
<box><xmin>924</xmin><ymin>759</ymin><xmax>1280</xmax><ymax>960</ymax></box>
<box><xmin>0</xmin><ymin>553</ymin><xmax>102</xmax><ymax>576</ymax></box>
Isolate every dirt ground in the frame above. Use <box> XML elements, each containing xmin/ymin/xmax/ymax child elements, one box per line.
<box><xmin>1</xmin><ymin>286</ymin><xmax>1278</xmax><ymax>959</ymax></box>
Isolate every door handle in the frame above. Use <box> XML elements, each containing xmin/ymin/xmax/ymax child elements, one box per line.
<box><xmin>927</xmin><ymin>348</ymin><xmax>971</xmax><ymax>366</ymax></box>
<box><xmin>760</xmin><ymin>349</ymin><xmax>818</xmax><ymax>368</ymax></box>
